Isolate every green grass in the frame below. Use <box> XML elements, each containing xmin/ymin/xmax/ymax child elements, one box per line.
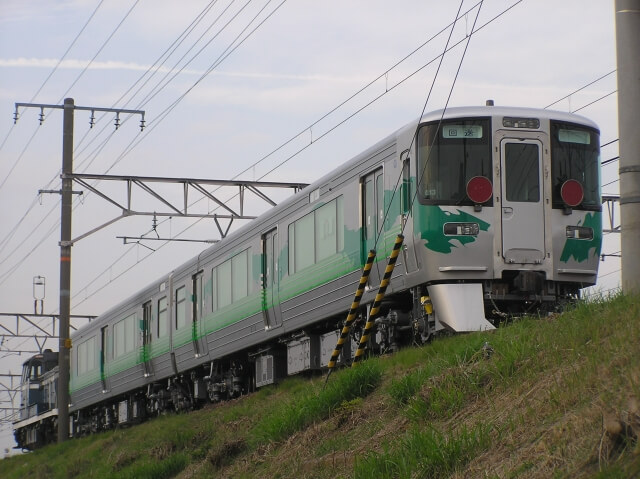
<box><xmin>354</xmin><ymin>423</ymin><xmax>493</xmax><ymax>479</ymax></box>
<box><xmin>2</xmin><ymin>292</ymin><xmax>640</xmax><ymax>478</ymax></box>
<box><xmin>250</xmin><ymin>359</ymin><xmax>383</xmax><ymax>445</ymax></box>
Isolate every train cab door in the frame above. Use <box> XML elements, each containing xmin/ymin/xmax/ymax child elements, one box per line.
<box><xmin>192</xmin><ymin>271</ymin><xmax>208</xmax><ymax>357</ymax></box>
<box><xmin>262</xmin><ymin>229</ymin><xmax>282</xmax><ymax>330</ymax></box>
<box><xmin>362</xmin><ymin>168</ymin><xmax>384</xmax><ymax>286</ymax></box>
<box><xmin>499</xmin><ymin>139</ymin><xmax>546</xmax><ymax>264</ymax></box>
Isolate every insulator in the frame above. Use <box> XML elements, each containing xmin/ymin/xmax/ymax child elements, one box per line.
<box><xmin>39</xmin><ymin>107</ymin><xmax>45</xmax><ymax>125</ymax></box>
<box><xmin>114</xmin><ymin>112</ymin><xmax>120</xmax><ymax>130</ymax></box>
<box><xmin>13</xmin><ymin>108</ymin><xmax>19</xmax><ymax>124</ymax></box>
<box><xmin>89</xmin><ymin>111</ymin><xmax>95</xmax><ymax>128</ymax></box>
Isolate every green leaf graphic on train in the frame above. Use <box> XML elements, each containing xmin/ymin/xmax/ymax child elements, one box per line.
<box><xmin>418</xmin><ymin>207</ymin><xmax>490</xmax><ymax>253</ymax></box>
<box><xmin>560</xmin><ymin>212</ymin><xmax>602</xmax><ymax>263</ymax></box>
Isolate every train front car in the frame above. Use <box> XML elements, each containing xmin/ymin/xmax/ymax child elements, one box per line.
<box><xmin>12</xmin><ymin>350</ymin><xmax>59</xmax><ymax>450</ymax></box>
<box><xmin>412</xmin><ymin>106</ymin><xmax>601</xmax><ymax>326</ymax></box>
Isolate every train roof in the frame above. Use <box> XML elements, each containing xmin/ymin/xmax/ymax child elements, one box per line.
<box><xmin>421</xmin><ymin>105</ymin><xmax>600</xmax><ymax>130</ymax></box>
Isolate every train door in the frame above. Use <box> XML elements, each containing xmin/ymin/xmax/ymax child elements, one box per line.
<box><xmin>262</xmin><ymin>229</ymin><xmax>282</xmax><ymax>329</ymax></box>
<box><xmin>192</xmin><ymin>271</ymin><xmax>208</xmax><ymax>356</ymax></box>
<box><xmin>100</xmin><ymin>326</ymin><xmax>108</xmax><ymax>392</ymax></box>
<box><xmin>499</xmin><ymin>139</ymin><xmax>546</xmax><ymax>264</ymax></box>
<box><xmin>142</xmin><ymin>301</ymin><xmax>153</xmax><ymax>376</ymax></box>
<box><xmin>362</xmin><ymin>168</ymin><xmax>384</xmax><ymax>284</ymax></box>
<box><xmin>400</xmin><ymin>154</ymin><xmax>418</xmax><ymax>274</ymax></box>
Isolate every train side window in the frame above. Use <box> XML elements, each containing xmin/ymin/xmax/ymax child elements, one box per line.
<box><xmin>217</xmin><ymin>260</ymin><xmax>232</xmax><ymax>308</ymax></box>
<box><xmin>143</xmin><ymin>301</ymin><xmax>152</xmax><ymax>344</ymax></box>
<box><xmin>294</xmin><ymin>211</ymin><xmax>315</xmax><ymax>271</ymax></box>
<box><xmin>114</xmin><ymin>314</ymin><xmax>136</xmax><ymax>358</ymax></box>
<box><xmin>402</xmin><ymin>157</ymin><xmax>411</xmax><ymax>214</ymax></box>
<box><xmin>77</xmin><ymin>336</ymin><xmax>97</xmax><ymax>375</ymax></box>
<box><xmin>364</xmin><ymin>178</ymin><xmax>374</xmax><ymax>241</ymax></box>
<box><xmin>232</xmin><ymin>250</ymin><xmax>248</xmax><ymax>301</ymax></box>
<box><xmin>210</xmin><ymin>268</ymin><xmax>217</xmax><ymax>312</ymax></box>
<box><xmin>315</xmin><ymin>201</ymin><xmax>337</xmax><ymax>261</ymax></box>
<box><xmin>158</xmin><ymin>296</ymin><xmax>167</xmax><ymax>337</ymax></box>
<box><xmin>175</xmin><ymin>286</ymin><xmax>187</xmax><ymax>329</ymax></box>
<box><xmin>288</xmin><ymin>196</ymin><xmax>343</xmax><ymax>274</ymax></box>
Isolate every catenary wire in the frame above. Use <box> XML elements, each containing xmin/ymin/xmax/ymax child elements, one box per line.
<box><xmin>0</xmin><ymin>0</ymin><xmax>232</xmax><ymax>266</ymax></box>
<box><xmin>72</xmin><ymin>0</ymin><xmax>531</xmax><ymax>305</ymax></box>
<box><xmin>544</xmin><ymin>69</ymin><xmax>616</xmax><ymax>109</ymax></box>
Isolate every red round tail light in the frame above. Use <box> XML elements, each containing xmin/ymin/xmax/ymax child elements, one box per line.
<box><xmin>560</xmin><ymin>179</ymin><xmax>584</xmax><ymax>207</ymax></box>
<box><xmin>466</xmin><ymin>176</ymin><xmax>493</xmax><ymax>204</ymax></box>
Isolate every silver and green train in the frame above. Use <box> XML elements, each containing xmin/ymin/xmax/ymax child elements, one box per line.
<box><xmin>13</xmin><ymin>105</ymin><xmax>602</xmax><ymax>449</ymax></box>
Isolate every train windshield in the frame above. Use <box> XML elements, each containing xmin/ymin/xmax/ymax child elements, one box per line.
<box><xmin>417</xmin><ymin>117</ymin><xmax>492</xmax><ymax>205</ymax></box>
<box><xmin>550</xmin><ymin>121</ymin><xmax>600</xmax><ymax>210</ymax></box>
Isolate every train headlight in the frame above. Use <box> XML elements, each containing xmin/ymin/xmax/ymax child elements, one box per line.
<box><xmin>444</xmin><ymin>222</ymin><xmax>480</xmax><ymax>236</ymax></box>
<box><xmin>566</xmin><ymin>226</ymin><xmax>593</xmax><ymax>240</ymax></box>
<box><xmin>502</xmin><ymin>117</ymin><xmax>540</xmax><ymax>129</ymax></box>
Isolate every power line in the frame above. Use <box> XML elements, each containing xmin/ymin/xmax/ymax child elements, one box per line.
<box><xmin>571</xmin><ymin>90</ymin><xmax>617</xmax><ymax>113</ymax></box>
<box><xmin>0</xmin><ymin>1</ymin><xmax>104</xmax><ymax>158</ymax></box>
<box><xmin>71</xmin><ymin>0</ymin><xmax>224</xmax><ymax>163</ymax></box>
<box><xmin>56</xmin><ymin>1</ymin><xmax>141</xmax><ymax>103</ymax></box>
<box><xmin>0</xmin><ymin>1</ymin><xmax>243</xmax><ymax>275</ymax></box>
<box><xmin>544</xmin><ymin>69</ymin><xmax>616</xmax><ymax>109</ymax></box>
<box><xmin>1</xmin><ymin>0</ymin><xmax>289</xmax><ymax>299</ymax></box>
<box><xmin>32</xmin><ymin>1</ymin><xmax>105</xmax><ymax>103</ymax></box>
<box><xmin>71</xmin><ymin>0</ymin><xmax>522</xmax><ymax>304</ymax></box>
<box><xmin>73</xmin><ymin>0</ymin><xmax>515</xmax><ymax>306</ymax></box>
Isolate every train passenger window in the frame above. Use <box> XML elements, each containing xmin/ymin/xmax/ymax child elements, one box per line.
<box><xmin>315</xmin><ymin>201</ymin><xmax>335</xmax><ymax>261</ymax></box>
<box><xmin>232</xmin><ymin>251</ymin><xmax>248</xmax><ymax>301</ymax></box>
<box><xmin>175</xmin><ymin>286</ymin><xmax>187</xmax><ymax>329</ymax></box>
<box><xmin>550</xmin><ymin>121</ymin><xmax>600</xmax><ymax>210</ymax></box>
<box><xmin>504</xmin><ymin>143</ymin><xmax>540</xmax><ymax>202</ymax></box>
<box><xmin>211</xmin><ymin>249</ymin><xmax>250</xmax><ymax>310</ymax></box>
<box><xmin>114</xmin><ymin>314</ymin><xmax>136</xmax><ymax>358</ymax></box>
<box><xmin>288</xmin><ymin>196</ymin><xmax>344</xmax><ymax>274</ymax></box>
<box><xmin>158</xmin><ymin>297</ymin><xmax>167</xmax><ymax>337</ymax></box>
<box><xmin>417</xmin><ymin>118</ymin><xmax>491</xmax><ymax>205</ymax></box>
<box><xmin>217</xmin><ymin>261</ymin><xmax>232</xmax><ymax>308</ymax></box>
<box><xmin>210</xmin><ymin>268</ymin><xmax>217</xmax><ymax>312</ymax></box>
<box><xmin>295</xmin><ymin>211</ymin><xmax>315</xmax><ymax>271</ymax></box>
<box><xmin>77</xmin><ymin>336</ymin><xmax>97</xmax><ymax>375</ymax></box>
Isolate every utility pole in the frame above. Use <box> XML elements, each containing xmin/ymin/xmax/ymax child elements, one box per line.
<box><xmin>14</xmin><ymin>98</ymin><xmax>144</xmax><ymax>443</ymax></box>
<box><xmin>58</xmin><ymin>97</ymin><xmax>74</xmax><ymax>444</ymax></box>
<box><xmin>615</xmin><ymin>0</ymin><xmax>640</xmax><ymax>294</ymax></box>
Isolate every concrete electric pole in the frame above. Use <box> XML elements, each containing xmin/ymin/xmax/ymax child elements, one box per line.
<box><xmin>14</xmin><ymin>98</ymin><xmax>145</xmax><ymax>443</ymax></box>
<box><xmin>615</xmin><ymin>0</ymin><xmax>640</xmax><ymax>294</ymax></box>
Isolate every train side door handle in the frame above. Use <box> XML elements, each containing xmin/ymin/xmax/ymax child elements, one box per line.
<box><xmin>502</xmin><ymin>207</ymin><xmax>513</xmax><ymax>217</ymax></box>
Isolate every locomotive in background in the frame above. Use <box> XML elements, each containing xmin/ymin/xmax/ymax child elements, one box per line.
<box><xmin>13</xmin><ymin>105</ymin><xmax>602</xmax><ymax>450</ymax></box>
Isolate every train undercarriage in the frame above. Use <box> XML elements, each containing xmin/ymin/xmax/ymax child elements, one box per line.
<box><xmin>24</xmin><ymin>279</ymin><xmax>573</xmax><ymax>446</ymax></box>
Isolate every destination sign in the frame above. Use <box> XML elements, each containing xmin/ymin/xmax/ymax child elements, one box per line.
<box><xmin>442</xmin><ymin>125</ymin><xmax>483</xmax><ymax>139</ymax></box>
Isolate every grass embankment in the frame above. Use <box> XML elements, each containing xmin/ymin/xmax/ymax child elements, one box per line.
<box><xmin>1</xmin><ymin>293</ymin><xmax>639</xmax><ymax>478</ymax></box>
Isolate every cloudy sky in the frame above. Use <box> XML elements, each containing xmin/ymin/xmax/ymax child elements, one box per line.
<box><xmin>0</xmin><ymin>0</ymin><xmax>621</xmax><ymax>452</ymax></box>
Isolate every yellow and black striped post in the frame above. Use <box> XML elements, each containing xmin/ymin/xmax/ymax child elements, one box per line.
<box><xmin>326</xmin><ymin>249</ymin><xmax>377</xmax><ymax>372</ymax></box>
<box><xmin>352</xmin><ymin>234</ymin><xmax>404</xmax><ymax>366</ymax></box>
